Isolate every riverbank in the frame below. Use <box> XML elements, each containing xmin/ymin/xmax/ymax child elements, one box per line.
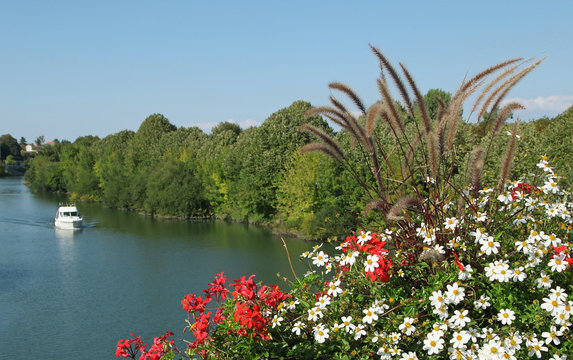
<box><xmin>65</xmin><ymin>195</ymin><xmax>323</xmax><ymax>241</ymax></box>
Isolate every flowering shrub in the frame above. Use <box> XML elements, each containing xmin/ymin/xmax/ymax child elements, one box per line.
<box><xmin>117</xmin><ymin>159</ymin><xmax>571</xmax><ymax>359</ymax></box>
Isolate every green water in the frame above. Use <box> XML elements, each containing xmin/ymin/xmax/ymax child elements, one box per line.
<box><xmin>0</xmin><ymin>177</ymin><xmax>314</xmax><ymax>359</ymax></box>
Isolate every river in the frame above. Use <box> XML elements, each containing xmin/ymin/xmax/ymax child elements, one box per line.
<box><xmin>0</xmin><ymin>177</ymin><xmax>314</xmax><ymax>359</ymax></box>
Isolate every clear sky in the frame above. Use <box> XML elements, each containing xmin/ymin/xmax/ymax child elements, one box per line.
<box><xmin>1</xmin><ymin>0</ymin><xmax>572</xmax><ymax>143</ymax></box>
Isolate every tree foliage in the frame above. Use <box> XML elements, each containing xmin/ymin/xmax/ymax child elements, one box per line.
<box><xmin>22</xmin><ymin>84</ymin><xmax>570</xmax><ymax>238</ymax></box>
<box><xmin>0</xmin><ymin>134</ymin><xmax>21</xmax><ymax>160</ymax></box>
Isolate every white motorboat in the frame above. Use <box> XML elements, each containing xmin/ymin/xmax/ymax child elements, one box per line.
<box><xmin>55</xmin><ymin>204</ymin><xmax>83</xmax><ymax>230</ymax></box>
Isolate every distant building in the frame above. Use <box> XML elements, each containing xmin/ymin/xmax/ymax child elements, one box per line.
<box><xmin>25</xmin><ymin>144</ymin><xmax>38</xmax><ymax>153</ymax></box>
<box><xmin>25</xmin><ymin>142</ymin><xmax>55</xmax><ymax>152</ymax></box>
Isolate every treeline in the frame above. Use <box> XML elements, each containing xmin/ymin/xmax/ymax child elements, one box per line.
<box><xmin>24</xmin><ymin>101</ymin><xmax>362</xmax><ymax>238</ymax></box>
<box><xmin>23</xmin><ymin>98</ymin><xmax>573</xmax><ymax>239</ymax></box>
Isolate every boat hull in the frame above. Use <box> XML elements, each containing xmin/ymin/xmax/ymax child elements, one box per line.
<box><xmin>55</xmin><ymin>219</ymin><xmax>83</xmax><ymax>230</ymax></box>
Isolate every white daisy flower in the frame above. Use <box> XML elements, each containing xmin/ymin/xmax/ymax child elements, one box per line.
<box><xmin>271</xmin><ymin>314</ymin><xmax>283</xmax><ymax>328</ymax></box>
<box><xmin>497</xmin><ymin>309</ymin><xmax>516</xmax><ymax>325</ymax></box>
<box><xmin>541</xmin><ymin>325</ymin><xmax>563</xmax><ymax>345</ymax></box>
<box><xmin>331</xmin><ymin>323</ymin><xmax>343</xmax><ymax>334</ymax></box>
<box><xmin>458</xmin><ymin>263</ymin><xmax>473</xmax><ymax>280</ymax></box>
<box><xmin>340</xmin><ymin>250</ymin><xmax>359</xmax><ymax>266</ymax></box>
<box><xmin>326</xmin><ymin>279</ymin><xmax>343</xmax><ymax>297</ymax></box>
<box><xmin>354</xmin><ymin>324</ymin><xmax>367</xmax><ymax>340</ymax></box>
<box><xmin>497</xmin><ymin>191</ymin><xmax>513</xmax><ymax>204</ymax></box>
<box><xmin>548</xmin><ymin>253</ymin><xmax>568</xmax><ymax>272</ymax></box>
<box><xmin>399</xmin><ymin>317</ymin><xmax>416</xmax><ymax>336</ymax></box>
<box><xmin>429</xmin><ymin>290</ymin><xmax>446</xmax><ymax>309</ymax></box>
<box><xmin>450</xmin><ymin>309</ymin><xmax>471</xmax><ymax>329</ymax></box>
<box><xmin>362</xmin><ymin>307</ymin><xmax>379</xmax><ymax>324</ymax></box>
<box><xmin>444</xmin><ymin>217</ymin><xmax>459</xmax><ymax>231</ymax></box>
<box><xmin>479</xmin><ymin>339</ymin><xmax>505</xmax><ymax>359</ymax></box>
<box><xmin>474</xmin><ymin>295</ymin><xmax>491</xmax><ymax>310</ymax></box>
<box><xmin>313</xmin><ymin>324</ymin><xmax>329</xmax><ymax>343</ymax></box>
<box><xmin>541</xmin><ymin>296</ymin><xmax>563</xmax><ymax>315</ymax></box>
<box><xmin>364</xmin><ymin>254</ymin><xmax>380</xmax><ymax>273</ymax></box>
<box><xmin>479</xmin><ymin>235</ymin><xmax>500</xmax><ymax>256</ymax></box>
<box><xmin>356</xmin><ymin>231</ymin><xmax>372</xmax><ymax>246</ymax></box>
<box><xmin>527</xmin><ymin>338</ymin><xmax>548</xmax><ymax>358</ymax></box>
<box><xmin>543</xmin><ymin>180</ymin><xmax>559</xmax><ymax>194</ymax></box>
<box><xmin>423</xmin><ymin>332</ymin><xmax>445</xmax><ymax>355</ymax></box>
<box><xmin>450</xmin><ymin>330</ymin><xmax>470</xmax><ymax>349</ymax></box>
<box><xmin>312</xmin><ymin>251</ymin><xmax>329</xmax><ymax>267</ymax></box>
<box><xmin>315</xmin><ymin>294</ymin><xmax>331</xmax><ymax>309</ymax></box>
<box><xmin>399</xmin><ymin>351</ymin><xmax>419</xmax><ymax>360</ymax></box>
<box><xmin>445</xmin><ymin>283</ymin><xmax>465</xmax><ymax>305</ymax></box>
<box><xmin>550</xmin><ymin>286</ymin><xmax>568</xmax><ymax>302</ymax></box>
<box><xmin>291</xmin><ymin>321</ymin><xmax>305</xmax><ymax>335</ymax></box>
<box><xmin>388</xmin><ymin>331</ymin><xmax>401</xmax><ymax>344</ymax></box>
<box><xmin>341</xmin><ymin>316</ymin><xmax>355</xmax><ymax>333</ymax></box>
<box><xmin>284</xmin><ymin>298</ymin><xmax>300</xmax><ymax>311</ymax></box>
<box><xmin>307</xmin><ymin>307</ymin><xmax>323</xmax><ymax>322</ymax></box>
<box><xmin>512</xmin><ymin>266</ymin><xmax>527</xmax><ymax>282</ymax></box>
<box><xmin>475</xmin><ymin>211</ymin><xmax>488</xmax><ymax>222</ymax></box>
<box><xmin>536</xmin><ymin>272</ymin><xmax>553</xmax><ymax>289</ymax></box>
<box><xmin>373</xmin><ymin>299</ymin><xmax>389</xmax><ymax>314</ymax></box>
<box><xmin>469</xmin><ymin>228</ymin><xmax>488</xmax><ymax>243</ymax></box>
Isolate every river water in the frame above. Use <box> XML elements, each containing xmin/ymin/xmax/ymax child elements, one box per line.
<box><xmin>0</xmin><ymin>177</ymin><xmax>314</xmax><ymax>359</ymax></box>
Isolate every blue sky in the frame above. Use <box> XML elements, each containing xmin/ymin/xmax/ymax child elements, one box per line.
<box><xmin>1</xmin><ymin>0</ymin><xmax>572</xmax><ymax>143</ymax></box>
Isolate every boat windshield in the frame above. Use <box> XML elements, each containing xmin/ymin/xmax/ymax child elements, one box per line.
<box><xmin>60</xmin><ymin>211</ymin><xmax>80</xmax><ymax>217</ymax></box>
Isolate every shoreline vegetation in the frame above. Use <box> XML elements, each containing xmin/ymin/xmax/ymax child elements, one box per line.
<box><xmin>20</xmin><ymin>102</ymin><xmax>573</xmax><ymax>240</ymax></box>
<box><xmin>18</xmin><ymin>89</ymin><xmax>573</xmax><ymax>241</ymax></box>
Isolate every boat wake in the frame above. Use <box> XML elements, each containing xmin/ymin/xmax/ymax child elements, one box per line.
<box><xmin>0</xmin><ymin>216</ymin><xmax>53</xmax><ymax>229</ymax></box>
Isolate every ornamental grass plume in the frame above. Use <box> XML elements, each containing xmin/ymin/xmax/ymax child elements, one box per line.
<box><xmin>301</xmin><ymin>45</ymin><xmax>545</xmax><ymax>257</ymax></box>
<box><xmin>116</xmin><ymin>48</ymin><xmax>573</xmax><ymax>359</ymax></box>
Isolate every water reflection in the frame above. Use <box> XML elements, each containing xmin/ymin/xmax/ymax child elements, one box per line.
<box><xmin>55</xmin><ymin>227</ymin><xmax>80</xmax><ymax>241</ymax></box>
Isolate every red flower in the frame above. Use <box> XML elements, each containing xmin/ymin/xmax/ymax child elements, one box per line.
<box><xmin>452</xmin><ymin>252</ymin><xmax>465</xmax><ymax>272</ymax></box>
<box><xmin>193</xmin><ymin>312</ymin><xmax>212</xmax><ymax>343</ymax></box>
<box><xmin>213</xmin><ymin>308</ymin><xmax>226</xmax><ymax>323</ymax></box>
<box><xmin>115</xmin><ymin>334</ymin><xmax>147</xmax><ymax>359</ymax></box>
<box><xmin>181</xmin><ymin>293</ymin><xmax>211</xmax><ymax>314</ymax></box>
<box><xmin>139</xmin><ymin>332</ymin><xmax>174</xmax><ymax>360</ymax></box>
<box><xmin>510</xmin><ymin>182</ymin><xmax>539</xmax><ymax>200</ymax></box>
<box><xmin>204</xmin><ymin>272</ymin><xmax>229</xmax><ymax>302</ymax></box>
<box><xmin>230</xmin><ymin>275</ymin><xmax>257</xmax><ymax>300</ymax></box>
<box><xmin>233</xmin><ymin>302</ymin><xmax>269</xmax><ymax>340</ymax></box>
<box><xmin>553</xmin><ymin>245</ymin><xmax>573</xmax><ymax>265</ymax></box>
<box><xmin>365</xmin><ymin>257</ymin><xmax>392</xmax><ymax>282</ymax></box>
<box><xmin>258</xmin><ymin>284</ymin><xmax>290</xmax><ymax>308</ymax></box>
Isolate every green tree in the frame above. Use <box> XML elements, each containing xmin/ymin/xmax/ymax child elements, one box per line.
<box><xmin>211</xmin><ymin>121</ymin><xmax>242</xmax><ymax>138</ymax></box>
<box><xmin>276</xmin><ymin>152</ymin><xmax>363</xmax><ymax>238</ymax></box>
<box><xmin>35</xmin><ymin>135</ymin><xmax>45</xmax><ymax>146</ymax></box>
<box><xmin>5</xmin><ymin>155</ymin><xmax>17</xmax><ymax>165</ymax></box>
<box><xmin>227</xmin><ymin>101</ymin><xmax>329</xmax><ymax>220</ymax></box>
<box><xmin>423</xmin><ymin>88</ymin><xmax>452</xmax><ymax>120</ymax></box>
<box><xmin>144</xmin><ymin>158</ymin><xmax>209</xmax><ymax>217</ymax></box>
<box><xmin>0</xmin><ymin>134</ymin><xmax>21</xmax><ymax>160</ymax></box>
